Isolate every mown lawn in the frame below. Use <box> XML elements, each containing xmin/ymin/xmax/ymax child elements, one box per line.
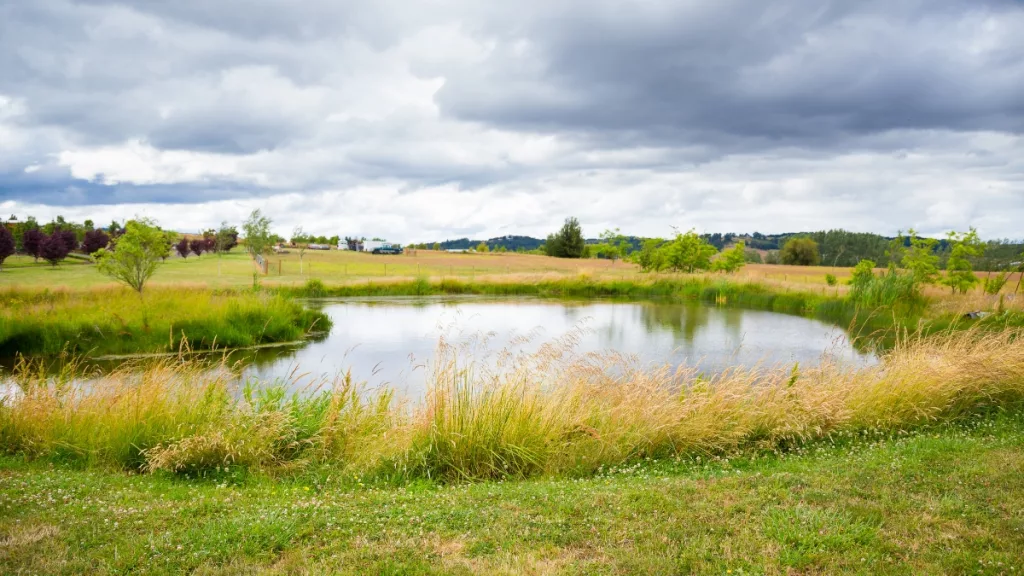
<box><xmin>2</xmin><ymin>412</ymin><xmax>1022</xmax><ymax>575</ymax></box>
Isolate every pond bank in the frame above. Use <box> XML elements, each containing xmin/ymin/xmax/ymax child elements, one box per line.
<box><xmin>2</xmin><ymin>275</ymin><xmax>1019</xmax><ymax>359</ymax></box>
<box><xmin>0</xmin><ymin>288</ymin><xmax>330</xmax><ymax>357</ymax></box>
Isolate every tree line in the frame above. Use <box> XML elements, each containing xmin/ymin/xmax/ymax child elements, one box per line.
<box><xmin>412</xmin><ymin>226</ymin><xmax>1024</xmax><ymax>272</ymax></box>
<box><xmin>0</xmin><ymin>214</ymin><xmax>239</xmax><ymax>271</ymax></box>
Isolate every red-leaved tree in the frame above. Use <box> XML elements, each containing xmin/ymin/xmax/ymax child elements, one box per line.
<box><xmin>83</xmin><ymin>229</ymin><xmax>111</xmax><ymax>255</ymax></box>
<box><xmin>0</xmin><ymin>226</ymin><xmax>14</xmax><ymax>270</ymax></box>
<box><xmin>22</xmin><ymin>229</ymin><xmax>44</xmax><ymax>261</ymax></box>
<box><xmin>175</xmin><ymin>238</ymin><xmax>190</xmax><ymax>259</ymax></box>
<box><xmin>40</xmin><ymin>234</ymin><xmax>70</xmax><ymax>266</ymax></box>
<box><xmin>56</xmin><ymin>229</ymin><xmax>78</xmax><ymax>253</ymax></box>
<box><xmin>190</xmin><ymin>238</ymin><xmax>205</xmax><ymax>257</ymax></box>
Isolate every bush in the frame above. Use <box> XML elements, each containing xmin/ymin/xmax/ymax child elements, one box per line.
<box><xmin>780</xmin><ymin>238</ymin><xmax>820</xmax><ymax>266</ymax></box>
<box><xmin>825</xmin><ymin>274</ymin><xmax>838</xmax><ymax>287</ymax></box>
<box><xmin>984</xmin><ymin>272</ymin><xmax>1009</xmax><ymax>295</ymax></box>
<box><xmin>848</xmin><ymin>260</ymin><xmax>922</xmax><ymax>310</ymax></box>
<box><xmin>301</xmin><ymin>278</ymin><xmax>328</xmax><ymax>298</ymax></box>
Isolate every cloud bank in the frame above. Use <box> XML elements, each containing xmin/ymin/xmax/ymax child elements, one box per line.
<box><xmin>1</xmin><ymin>0</ymin><xmax>1023</xmax><ymax>240</ymax></box>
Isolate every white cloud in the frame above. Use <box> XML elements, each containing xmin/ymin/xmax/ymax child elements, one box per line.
<box><xmin>1</xmin><ymin>0</ymin><xmax>1023</xmax><ymax>240</ymax></box>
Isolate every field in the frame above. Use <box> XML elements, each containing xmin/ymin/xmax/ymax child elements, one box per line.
<box><xmin>1</xmin><ymin>412</ymin><xmax>1022</xmax><ymax>574</ymax></box>
<box><xmin>3</xmin><ymin>249</ymin><xmax>1018</xmax><ymax>305</ymax></box>
<box><xmin>3</xmin><ymin>327</ymin><xmax>1024</xmax><ymax>573</ymax></box>
<box><xmin>3</xmin><ymin>249</ymin><xmax>1021</xmax><ymax>330</ymax></box>
<box><xmin>4</xmin><ymin>250</ymin><xmax>1024</xmax><ymax>574</ymax></box>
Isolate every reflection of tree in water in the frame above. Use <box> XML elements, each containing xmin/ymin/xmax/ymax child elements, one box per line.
<box><xmin>638</xmin><ymin>302</ymin><xmax>711</xmax><ymax>345</ymax></box>
<box><xmin>638</xmin><ymin>302</ymin><xmax>748</xmax><ymax>348</ymax></box>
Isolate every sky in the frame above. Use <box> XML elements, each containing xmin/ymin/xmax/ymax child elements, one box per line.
<box><xmin>1</xmin><ymin>0</ymin><xmax>1023</xmax><ymax>242</ymax></box>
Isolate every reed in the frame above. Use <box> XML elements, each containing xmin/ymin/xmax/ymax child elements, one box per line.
<box><xmin>0</xmin><ymin>287</ymin><xmax>330</xmax><ymax>356</ymax></box>
<box><xmin>2</xmin><ymin>327</ymin><xmax>1022</xmax><ymax>482</ymax></box>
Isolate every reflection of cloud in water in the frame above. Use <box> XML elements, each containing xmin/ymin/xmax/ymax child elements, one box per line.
<box><xmin>2</xmin><ymin>297</ymin><xmax>875</xmax><ymax>398</ymax></box>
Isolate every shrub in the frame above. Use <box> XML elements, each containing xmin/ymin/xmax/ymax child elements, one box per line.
<box><xmin>984</xmin><ymin>272</ymin><xmax>1009</xmax><ymax>295</ymax></box>
<box><xmin>848</xmin><ymin>260</ymin><xmax>921</xmax><ymax>310</ymax></box>
<box><xmin>780</xmin><ymin>238</ymin><xmax>820</xmax><ymax>266</ymax></box>
<box><xmin>825</xmin><ymin>274</ymin><xmax>838</xmax><ymax>287</ymax></box>
<box><xmin>302</xmin><ymin>278</ymin><xmax>328</xmax><ymax>298</ymax></box>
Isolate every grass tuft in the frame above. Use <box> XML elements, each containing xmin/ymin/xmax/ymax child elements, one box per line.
<box><xmin>2</xmin><ymin>328</ymin><xmax>1022</xmax><ymax>482</ymax></box>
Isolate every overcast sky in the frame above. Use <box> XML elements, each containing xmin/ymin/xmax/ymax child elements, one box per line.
<box><xmin>1</xmin><ymin>0</ymin><xmax>1023</xmax><ymax>241</ymax></box>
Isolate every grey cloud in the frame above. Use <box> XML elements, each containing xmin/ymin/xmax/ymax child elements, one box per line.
<box><xmin>435</xmin><ymin>0</ymin><xmax>1024</xmax><ymax>149</ymax></box>
<box><xmin>1</xmin><ymin>0</ymin><xmax>1023</xmax><ymax>238</ymax></box>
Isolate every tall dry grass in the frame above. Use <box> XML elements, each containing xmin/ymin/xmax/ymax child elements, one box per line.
<box><xmin>1</xmin><ymin>328</ymin><xmax>1022</xmax><ymax>481</ymax></box>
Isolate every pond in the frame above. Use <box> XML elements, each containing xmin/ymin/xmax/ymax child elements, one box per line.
<box><xmin>2</xmin><ymin>297</ymin><xmax>875</xmax><ymax>397</ymax></box>
<box><xmin>240</xmin><ymin>297</ymin><xmax>872</xmax><ymax>395</ymax></box>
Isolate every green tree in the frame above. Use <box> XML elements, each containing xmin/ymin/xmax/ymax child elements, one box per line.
<box><xmin>242</xmin><ymin>210</ymin><xmax>273</xmax><ymax>260</ymax></box>
<box><xmin>712</xmin><ymin>241</ymin><xmax>747</xmax><ymax>273</ymax></box>
<box><xmin>598</xmin><ymin>228</ymin><xmax>632</xmax><ymax>263</ymax></box>
<box><xmin>941</xmin><ymin>229</ymin><xmax>984</xmax><ymax>294</ymax></box>
<box><xmin>293</xmin><ymin>226</ymin><xmax>309</xmax><ymax>275</ymax></box>
<box><xmin>544</xmin><ymin>217</ymin><xmax>585</xmax><ymax>258</ymax></box>
<box><xmin>94</xmin><ymin>219</ymin><xmax>168</xmax><ymax>327</ymax></box>
<box><xmin>900</xmin><ymin>229</ymin><xmax>940</xmax><ymax>285</ymax></box>
<box><xmin>633</xmin><ymin>238</ymin><xmax>667</xmax><ymax>272</ymax></box>
<box><xmin>216</xmin><ymin>223</ymin><xmax>239</xmax><ymax>252</ymax></box>
<box><xmin>476</xmin><ymin>242</ymin><xmax>489</xmax><ymax>253</ymax></box>
<box><xmin>242</xmin><ymin>210</ymin><xmax>273</xmax><ymax>287</ymax></box>
<box><xmin>848</xmin><ymin>259</ymin><xmax>876</xmax><ymax>293</ymax></box>
<box><xmin>780</xmin><ymin>237</ymin><xmax>820</xmax><ymax>266</ymax></box>
<box><xmin>664</xmin><ymin>229</ymin><xmax>718</xmax><ymax>273</ymax></box>
<box><xmin>984</xmin><ymin>271</ymin><xmax>1009</xmax><ymax>295</ymax></box>
<box><xmin>432</xmin><ymin>242</ymin><xmax>441</xmax><ymax>251</ymax></box>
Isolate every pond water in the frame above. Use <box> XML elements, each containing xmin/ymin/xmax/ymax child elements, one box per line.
<box><xmin>239</xmin><ymin>297</ymin><xmax>872</xmax><ymax>396</ymax></box>
<box><xmin>1</xmin><ymin>297</ymin><xmax>875</xmax><ymax>398</ymax></box>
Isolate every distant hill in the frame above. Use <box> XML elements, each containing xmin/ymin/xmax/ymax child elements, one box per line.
<box><xmin>420</xmin><ymin>230</ymin><xmax>1024</xmax><ymax>270</ymax></box>
<box><xmin>436</xmin><ymin>235</ymin><xmax>545</xmax><ymax>251</ymax></box>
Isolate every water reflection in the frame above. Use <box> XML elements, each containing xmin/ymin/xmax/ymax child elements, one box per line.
<box><xmin>2</xmin><ymin>297</ymin><xmax>874</xmax><ymax>398</ymax></box>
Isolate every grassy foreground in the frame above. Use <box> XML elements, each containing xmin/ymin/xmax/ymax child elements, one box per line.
<box><xmin>3</xmin><ymin>329</ymin><xmax>1023</xmax><ymax>480</ymax></box>
<box><xmin>1</xmin><ymin>412</ymin><xmax>1022</xmax><ymax>574</ymax></box>
<box><xmin>0</xmin><ymin>288</ymin><xmax>330</xmax><ymax>357</ymax></box>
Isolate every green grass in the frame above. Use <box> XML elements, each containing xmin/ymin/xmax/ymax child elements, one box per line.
<box><xmin>0</xmin><ymin>288</ymin><xmax>330</xmax><ymax>357</ymax></box>
<box><xmin>1</xmin><ymin>411</ymin><xmax>1022</xmax><ymax>574</ymax></box>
